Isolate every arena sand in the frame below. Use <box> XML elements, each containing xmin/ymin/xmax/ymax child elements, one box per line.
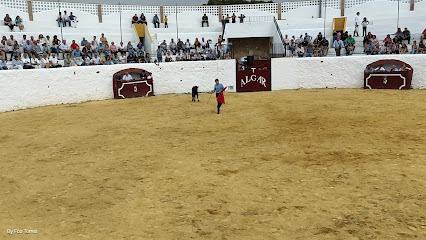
<box><xmin>0</xmin><ymin>89</ymin><xmax>425</xmax><ymax>240</ymax></box>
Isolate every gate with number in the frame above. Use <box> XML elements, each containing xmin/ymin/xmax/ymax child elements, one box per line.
<box><xmin>236</xmin><ymin>59</ymin><xmax>271</xmax><ymax>92</ymax></box>
<box><xmin>113</xmin><ymin>68</ymin><xmax>154</xmax><ymax>99</ymax></box>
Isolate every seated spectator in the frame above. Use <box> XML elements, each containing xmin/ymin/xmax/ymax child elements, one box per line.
<box><xmin>110</xmin><ymin>42</ymin><xmax>118</xmax><ymax>55</ymax></box>
<box><xmin>97</xmin><ymin>42</ymin><xmax>105</xmax><ymax>54</ymax></box>
<box><xmin>33</xmin><ymin>40</ymin><xmax>43</xmax><ymax>56</ymax></box>
<box><xmin>60</xmin><ymin>40</ymin><xmax>72</xmax><ymax>55</ymax></box>
<box><xmin>4</xmin><ymin>14</ymin><xmax>14</xmax><ymax>31</ymax></box>
<box><xmin>160</xmin><ymin>40</ymin><xmax>167</xmax><ymax>54</ymax></box>
<box><xmin>81</xmin><ymin>56</ymin><xmax>90</xmax><ymax>66</ymax></box>
<box><xmin>64</xmin><ymin>54</ymin><xmax>77</xmax><ymax>67</ymax></box>
<box><xmin>375</xmin><ymin>65</ymin><xmax>385</xmax><ymax>71</ymax></box>
<box><xmin>127</xmin><ymin>41</ymin><xmax>134</xmax><ymax>53</ymax></box>
<box><xmin>402</xmin><ymin>27</ymin><xmax>410</xmax><ymax>44</ymax></box>
<box><xmin>46</xmin><ymin>35</ymin><xmax>52</xmax><ymax>48</ymax></box>
<box><xmin>122</xmin><ymin>72</ymin><xmax>133</xmax><ymax>81</ymax></box>
<box><xmin>411</xmin><ymin>41</ymin><xmax>418</xmax><ymax>54</ymax></box>
<box><xmin>23</xmin><ymin>40</ymin><xmax>35</xmax><ymax>55</ymax></box>
<box><xmin>301</xmin><ymin>38</ymin><xmax>308</xmax><ymax>47</ymax></box>
<box><xmin>15</xmin><ymin>16</ymin><xmax>24</xmax><ymax>31</ymax></box>
<box><xmin>69</xmin><ymin>12</ymin><xmax>77</xmax><ymax>28</ymax></box>
<box><xmin>11</xmin><ymin>40</ymin><xmax>20</xmax><ymax>60</ymax></box>
<box><xmin>400</xmin><ymin>64</ymin><xmax>411</xmax><ymax>71</ymax></box>
<box><xmin>395</xmin><ymin>28</ymin><xmax>403</xmax><ymax>42</ymax></box>
<box><xmin>104</xmin><ymin>43</ymin><xmax>111</xmax><ymax>56</ymax></box>
<box><xmin>118</xmin><ymin>42</ymin><xmax>126</xmax><ymax>54</ymax></box>
<box><xmin>0</xmin><ymin>40</ymin><xmax>8</xmax><ymax>59</ymax></box>
<box><xmin>0</xmin><ymin>56</ymin><xmax>9</xmax><ymax>70</ymax></box>
<box><xmin>42</xmin><ymin>43</ymin><xmax>49</xmax><ymax>54</ymax></box>
<box><xmin>400</xmin><ymin>43</ymin><xmax>408</xmax><ymax>54</ymax></box>
<box><xmin>140</xmin><ymin>13</ymin><xmax>147</xmax><ymax>24</ymax></box>
<box><xmin>345</xmin><ymin>35</ymin><xmax>355</xmax><ymax>55</ymax></box>
<box><xmin>366</xmin><ymin>40</ymin><xmax>375</xmax><ymax>55</ymax></box>
<box><xmin>390</xmin><ymin>65</ymin><xmax>399</xmax><ymax>71</ymax></box>
<box><xmin>296</xmin><ymin>44</ymin><xmax>304</xmax><ymax>57</ymax></box>
<box><xmin>70</xmin><ymin>40</ymin><xmax>79</xmax><ymax>50</ymax></box>
<box><xmin>91</xmin><ymin>41</ymin><xmax>98</xmax><ymax>54</ymax></box>
<box><xmin>418</xmin><ymin>41</ymin><xmax>425</xmax><ymax>54</ymax></box>
<box><xmin>177</xmin><ymin>38</ymin><xmax>184</xmax><ymax>52</ymax></box>
<box><xmin>202</xmin><ymin>14</ymin><xmax>209</xmax><ymax>27</ymax></box>
<box><xmin>333</xmin><ymin>36</ymin><xmax>344</xmax><ymax>56</ymax></box>
<box><xmin>383</xmin><ymin>34</ymin><xmax>392</xmax><ymax>46</ymax></box>
<box><xmin>72</xmin><ymin>46</ymin><xmax>83</xmax><ymax>62</ymax></box>
<box><xmin>81</xmin><ymin>37</ymin><xmax>88</xmax><ymax>46</ymax></box>
<box><xmin>239</xmin><ymin>14</ymin><xmax>245</xmax><ymax>23</ymax></box>
<box><xmin>40</xmin><ymin>54</ymin><xmax>49</xmax><ymax>68</ymax></box>
<box><xmin>49</xmin><ymin>53</ymin><xmax>61</xmax><ymax>68</ymax></box>
<box><xmin>51</xmin><ymin>35</ymin><xmax>61</xmax><ymax>53</ymax></box>
<box><xmin>63</xmin><ymin>11</ymin><xmax>71</xmax><ymax>27</ymax></box>
<box><xmin>7</xmin><ymin>35</ymin><xmax>15</xmax><ymax>46</ymax></box>
<box><xmin>176</xmin><ymin>51</ymin><xmax>183</xmax><ymax>61</ymax></box>
<box><xmin>127</xmin><ymin>53</ymin><xmax>137</xmax><ymax>63</ymax></box>
<box><xmin>321</xmin><ymin>37</ymin><xmax>329</xmax><ymax>56</ymax></box>
<box><xmin>12</xmin><ymin>55</ymin><xmax>23</xmax><ymax>70</ymax></box>
<box><xmin>56</xmin><ymin>12</ymin><xmax>63</xmax><ymax>27</ymax></box>
<box><xmin>288</xmin><ymin>39</ymin><xmax>296</xmax><ymax>56</ymax></box>
<box><xmin>91</xmin><ymin>53</ymin><xmax>101</xmax><ymax>65</ymax></box>
<box><xmin>30</xmin><ymin>54</ymin><xmax>41</xmax><ymax>69</ymax></box>
<box><xmin>153</xmin><ymin>14</ymin><xmax>160</xmax><ymax>28</ymax></box>
<box><xmin>38</xmin><ymin>34</ymin><xmax>46</xmax><ymax>45</ymax></box>
<box><xmin>305</xmin><ymin>43</ymin><xmax>313</xmax><ymax>57</ymax></box>
<box><xmin>92</xmin><ymin>36</ymin><xmax>99</xmax><ymax>48</ymax></box>
<box><xmin>364</xmin><ymin>64</ymin><xmax>374</xmax><ymax>72</ymax></box>
<box><xmin>132</xmin><ymin>14</ymin><xmax>139</xmax><ymax>24</ymax></box>
<box><xmin>316</xmin><ymin>32</ymin><xmax>323</xmax><ymax>42</ymax></box>
<box><xmin>304</xmin><ymin>33</ymin><xmax>311</xmax><ymax>42</ymax></box>
<box><xmin>119</xmin><ymin>53</ymin><xmax>126</xmax><ymax>64</ymax></box>
<box><xmin>136</xmin><ymin>41</ymin><xmax>144</xmax><ymax>56</ymax></box>
<box><xmin>165</xmin><ymin>51</ymin><xmax>173</xmax><ymax>62</ymax></box>
<box><xmin>82</xmin><ymin>44</ymin><xmax>91</xmax><ymax>58</ymax></box>
<box><xmin>169</xmin><ymin>38</ymin><xmax>177</xmax><ymax>55</ymax></box>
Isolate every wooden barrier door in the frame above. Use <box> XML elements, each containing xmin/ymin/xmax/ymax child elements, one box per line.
<box><xmin>236</xmin><ymin>59</ymin><xmax>271</xmax><ymax>92</ymax></box>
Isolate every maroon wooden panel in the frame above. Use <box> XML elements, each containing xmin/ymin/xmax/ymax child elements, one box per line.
<box><xmin>236</xmin><ymin>60</ymin><xmax>271</xmax><ymax>92</ymax></box>
<box><xmin>364</xmin><ymin>59</ymin><xmax>413</xmax><ymax>90</ymax></box>
<box><xmin>113</xmin><ymin>68</ymin><xmax>154</xmax><ymax>99</ymax></box>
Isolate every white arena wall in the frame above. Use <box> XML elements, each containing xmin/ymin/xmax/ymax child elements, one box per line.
<box><xmin>1</xmin><ymin>55</ymin><xmax>426</xmax><ymax>113</ymax></box>
<box><xmin>0</xmin><ymin>60</ymin><xmax>236</xmax><ymax>113</ymax></box>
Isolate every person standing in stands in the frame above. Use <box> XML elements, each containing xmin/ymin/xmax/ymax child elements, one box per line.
<box><xmin>354</xmin><ymin>12</ymin><xmax>360</xmax><ymax>37</ymax></box>
<box><xmin>164</xmin><ymin>15</ymin><xmax>168</xmax><ymax>28</ymax></box>
<box><xmin>361</xmin><ymin>17</ymin><xmax>369</xmax><ymax>37</ymax></box>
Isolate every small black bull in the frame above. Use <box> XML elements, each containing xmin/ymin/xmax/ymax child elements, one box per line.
<box><xmin>192</xmin><ymin>86</ymin><xmax>199</xmax><ymax>102</ymax></box>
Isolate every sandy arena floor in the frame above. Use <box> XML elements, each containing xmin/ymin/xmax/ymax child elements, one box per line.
<box><xmin>0</xmin><ymin>89</ymin><xmax>425</xmax><ymax>240</ymax></box>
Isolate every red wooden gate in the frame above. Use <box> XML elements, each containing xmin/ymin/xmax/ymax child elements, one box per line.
<box><xmin>236</xmin><ymin>59</ymin><xmax>271</xmax><ymax>92</ymax></box>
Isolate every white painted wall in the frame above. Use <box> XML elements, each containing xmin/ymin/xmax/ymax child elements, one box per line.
<box><xmin>0</xmin><ymin>60</ymin><xmax>236</xmax><ymax>112</ymax></box>
<box><xmin>271</xmin><ymin>54</ymin><xmax>426</xmax><ymax>90</ymax></box>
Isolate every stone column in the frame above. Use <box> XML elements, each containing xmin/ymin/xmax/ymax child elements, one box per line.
<box><xmin>341</xmin><ymin>0</ymin><xmax>345</xmax><ymax>16</ymax></box>
<box><xmin>160</xmin><ymin>6</ymin><xmax>164</xmax><ymax>23</ymax></box>
<box><xmin>410</xmin><ymin>0</ymin><xmax>414</xmax><ymax>11</ymax></box>
<box><xmin>278</xmin><ymin>3</ymin><xmax>282</xmax><ymax>20</ymax></box>
<box><xmin>27</xmin><ymin>0</ymin><xmax>33</xmax><ymax>21</ymax></box>
<box><xmin>218</xmin><ymin>5</ymin><xmax>222</xmax><ymax>22</ymax></box>
<box><xmin>98</xmin><ymin>4</ymin><xmax>102</xmax><ymax>23</ymax></box>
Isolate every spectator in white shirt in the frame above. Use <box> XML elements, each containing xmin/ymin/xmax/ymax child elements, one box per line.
<box><xmin>49</xmin><ymin>53</ymin><xmax>61</xmax><ymax>68</ymax></box>
<box><xmin>119</xmin><ymin>54</ymin><xmax>126</xmax><ymax>64</ymax></box>
<box><xmin>20</xmin><ymin>35</ymin><xmax>28</xmax><ymax>46</ymax></box>
<box><xmin>91</xmin><ymin>53</ymin><xmax>101</xmax><ymax>65</ymax></box>
<box><xmin>63</xmin><ymin>11</ymin><xmax>71</xmax><ymax>27</ymax></box>
<box><xmin>0</xmin><ymin>56</ymin><xmax>9</xmax><ymax>70</ymax></box>
<box><xmin>118</xmin><ymin>42</ymin><xmax>126</xmax><ymax>55</ymax></box>
<box><xmin>30</xmin><ymin>54</ymin><xmax>41</xmax><ymax>69</ymax></box>
<box><xmin>122</xmin><ymin>72</ymin><xmax>133</xmax><ymax>81</ymax></box>
<box><xmin>41</xmin><ymin>54</ymin><xmax>49</xmax><ymax>68</ymax></box>
<box><xmin>22</xmin><ymin>53</ymin><xmax>33</xmax><ymax>69</ymax></box>
<box><xmin>354</xmin><ymin>12</ymin><xmax>360</xmax><ymax>37</ymax></box>
<box><xmin>201</xmin><ymin>37</ymin><xmax>207</xmax><ymax>48</ymax></box>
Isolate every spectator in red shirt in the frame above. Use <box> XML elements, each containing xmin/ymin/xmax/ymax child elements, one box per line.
<box><xmin>423</xmin><ymin>28</ymin><xmax>426</xmax><ymax>38</ymax></box>
<box><xmin>132</xmin><ymin>14</ymin><xmax>139</xmax><ymax>24</ymax></box>
<box><xmin>70</xmin><ymin>40</ymin><xmax>79</xmax><ymax>50</ymax></box>
<box><xmin>383</xmin><ymin>34</ymin><xmax>392</xmax><ymax>46</ymax></box>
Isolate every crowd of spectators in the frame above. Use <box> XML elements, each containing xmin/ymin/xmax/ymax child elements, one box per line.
<box><xmin>283</xmin><ymin>33</ymin><xmax>330</xmax><ymax>57</ymax></box>
<box><xmin>154</xmin><ymin>35</ymin><xmax>232</xmax><ymax>63</ymax></box>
